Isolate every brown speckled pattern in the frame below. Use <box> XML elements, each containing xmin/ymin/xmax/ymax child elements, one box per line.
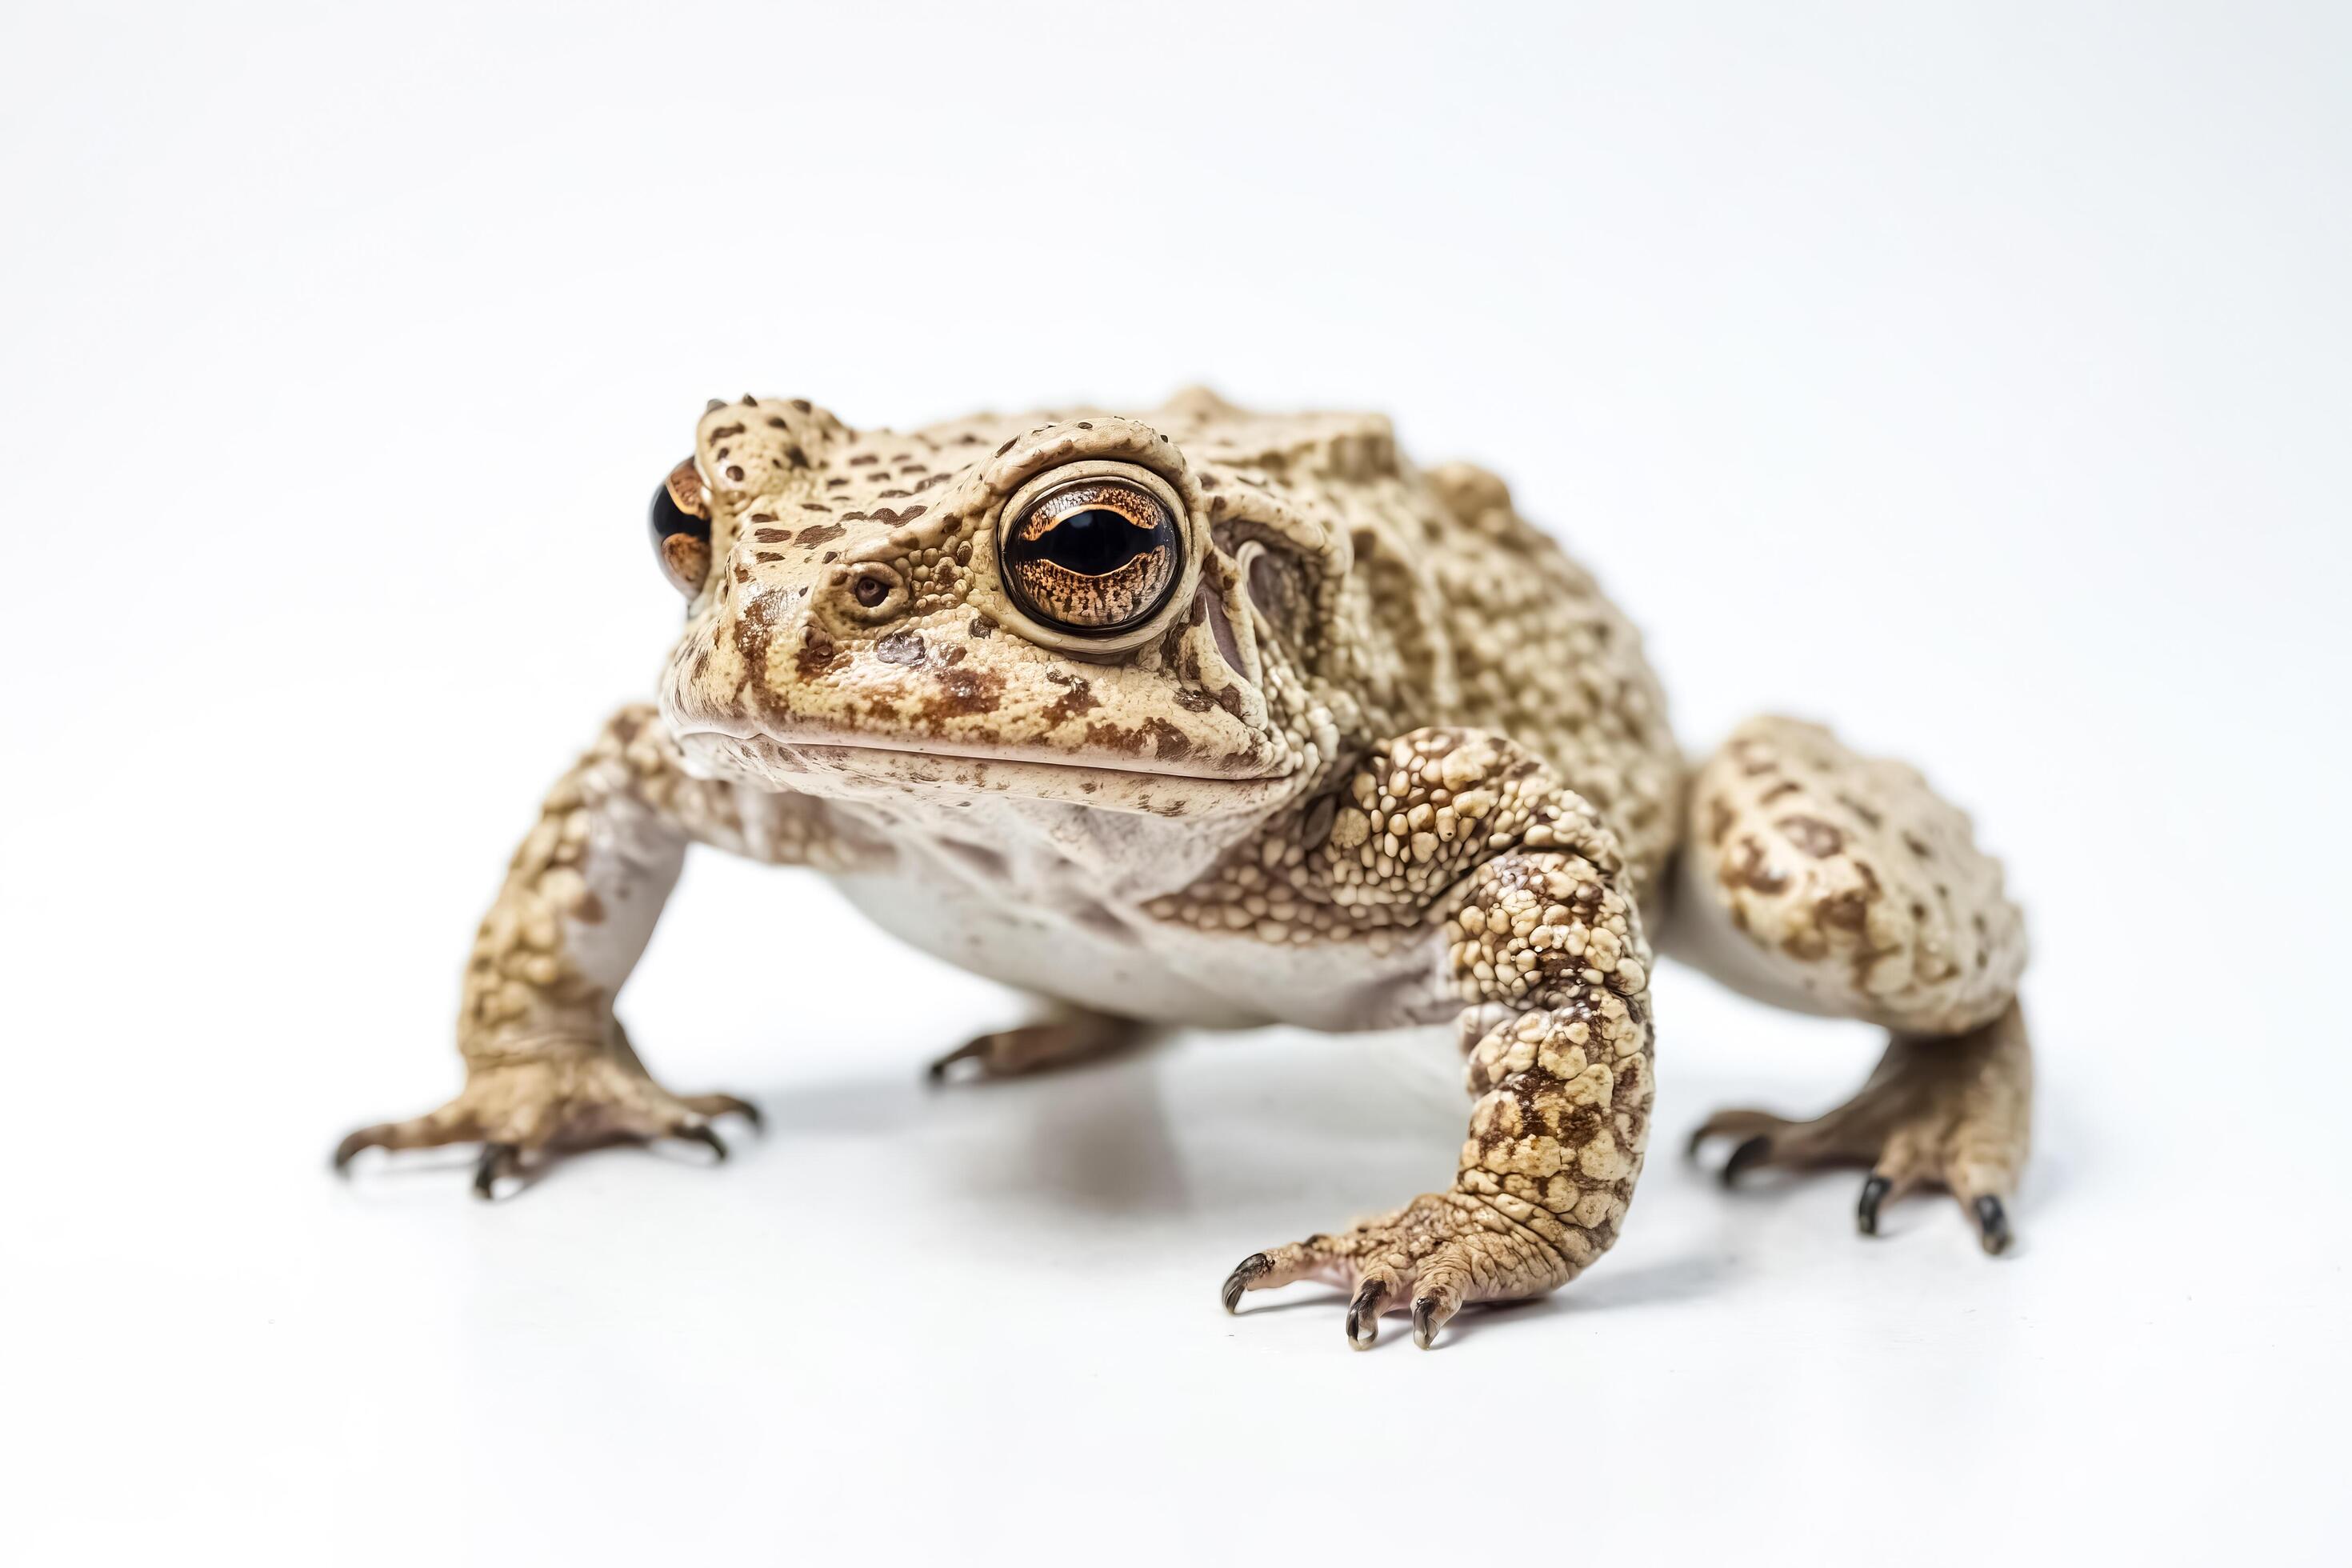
<box><xmin>342</xmin><ymin>390</ymin><xmax>2038</xmax><ymax>1341</ymax></box>
<box><xmin>1222</xmin><ymin>731</ymin><xmax>1654</xmax><ymax>1346</ymax></box>
<box><xmin>334</xmin><ymin>706</ymin><xmax>883</xmax><ymax>1176</ymax></box>
<box><xmin>1681</xmin><ymin>716</ymin><xmax>2026</xmax><ymax>1036</ymax></box>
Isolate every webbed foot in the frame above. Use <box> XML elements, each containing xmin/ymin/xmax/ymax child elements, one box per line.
<box><xmin>1691</xmin><ymin>1001</ymin><xmax>2030</xmax><ymax>1254</ymax></box>
<box><xmin>334</xmin><ymin>1046</ymin><xmax>759</xmax><ymax>1198</ymax></box>
<box><xmin>1221</xmin><ymin>1190</ymin><xmax>1571</xmax><ymax>1351</ymax></box>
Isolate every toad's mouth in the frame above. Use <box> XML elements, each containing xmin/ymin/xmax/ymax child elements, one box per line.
<box><xmin>673</xmin><ymin>726</ymin><xmax>1298</xmax><ymax>818</ymax></box>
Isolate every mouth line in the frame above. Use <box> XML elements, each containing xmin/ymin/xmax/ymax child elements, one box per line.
<box><xmin>673</xmin><ymin>726</ymin><xmax>1287</xmax><ymax>786</ymax></box>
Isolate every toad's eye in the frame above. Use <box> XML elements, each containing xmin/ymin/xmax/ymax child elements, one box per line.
<box><xmin>648</xmin><ymin>458</ymin><xmax>711</xmax><ymax>596</ymax></box>
<box><xmin>1001</xmin><ymin>477</ymin><xmax>1182</xmax><ymax>634</ymax></box>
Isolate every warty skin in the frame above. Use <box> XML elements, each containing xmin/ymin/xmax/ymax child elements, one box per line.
<box><xmin>338</xmin><ymin>387</ymin><xmax>2031</xmax><ymax>1349</ymax></box>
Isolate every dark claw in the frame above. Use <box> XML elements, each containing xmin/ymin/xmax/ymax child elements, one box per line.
<box><xmin>676</xmin><ymin>1125</ymin><xmax>729</xmax><ymax>1162</ymax></box>
<box><xmin>714</xmin><ymin>1095</ymin><xmax>762</xmax><ymax>1131</ymax></box>
<box><xmin>926</xmin><ymin>1038</ymin><xmax>987</xmax><ymax>1081</ymax></box>
<box><xmin>1221</xmin><ymin>1253</ymin><xmax>1269</xmax><ymax>1314</ymax></box>
<box><xmin>332</xmin><ymin>1126</ymin><xmax>385</xmax><ymax>1173</ymax></box>
<box><xmin>1973</xmin><ymin>1194</ymin><xmax>2013</xmax><ymax>1255</ymax></box>
<box><xmin>1345</xmin><ymin>1278</ymin><xmax>1387</xmax><ymax>1350</ymax></box>
<box><xmin>1686</xmin><ymin>1124</ymin><xmax>1712</xmax><ymax>1158</ymax></box>
<box><xmin>472</xmin><ymin>1142</ymin><xmax>517</xmax><ymax>1200</ymax></box>
<box><xmin>1720</xmin><ymin>1134</ymin><xmax>1773</xmax><ymax>1186</ymax></box>
<box><xmin>1857</xmin><ymin>1174</ymin><xmax>1892</xmax><ymax>1236</ymax></box>
<box><xmin>1412</xmin><ymin>1296</ymin><xmax>1442</xmax><ymax>1350</ymax></box>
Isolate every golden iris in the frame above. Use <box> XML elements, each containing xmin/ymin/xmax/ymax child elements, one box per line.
<box><xmin>1002</xmin><ymin>478</ymin><xmax>1180</xmax><ymax>633</ymax></box>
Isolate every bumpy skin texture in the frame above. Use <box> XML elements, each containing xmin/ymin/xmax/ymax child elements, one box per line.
<box><xmin>1215</xmin><ymin>731</ymin><xmax>1657</xmax><ymax>1346</ymax></box>
<box><xmin>1678</xmin><ymin>717</ymin><xmax>2026</xmax><ymax>1036</ymax></box>
<box><xmin>342</xmin><ymin>390</ymin><xmax>2034</xmax><ymax>1344</ymax></box>
<box><xmin>1669</xmin><ymin>716</ymin><xmax>2033</xmax><ymax>1249</ymax></box>
<box><xmin>334</xmin><ymin>707</ymin><xmax>889</xmax><ymax>1188</ymax></box>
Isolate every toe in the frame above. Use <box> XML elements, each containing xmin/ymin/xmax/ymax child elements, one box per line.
<box><xmin>1344</xmin><ymin>1276</ymin><xmax>1391</xmax><ymax>1350</ymax></box>
<box><xmin>472</xmin><ymin>1142</ymin><xmax>518</xmax><ymax>1199</ymax></box>
<box><xmin>681</xmin><ymin>1093</ymin><xmax>762</xmax><ymax>1130</ymax></box>
<box><xmin>1411</xmin><ymin>1290</ymin><xmax>1464</xmax><ymax>1350</ymax></box>
<box><xmin>1970</xmin><ymin>1194</ymin><xmax>2014</xmax><ymax>1255</ymax></box>
<box><xmin>672</xmin><ymin>1124</ymin><xmax>729</xmax><ymax>1162</ymax></box>
<box><xmin>1687</xmin><ymin>1108</ymin><xmax>1789</xmax><ymax>1158</ymax></box>
<box><xmin>1411</xmin><ymin>1294</ymin><xmax>1446</xmax><ymax>1350</ymax></box>
<box><xmin>1219</xmin><ymin>1239</ymin><xmax>1330</xmax><ymax>1312</ymax></box>
<box><xmin>1406</xmin><ymin>1243</ymin><xmax>1474</xmax><ymax>1349</ymax></box>
<box><xmin>334</xmin><ymin>1103</ymin><xmax>478</xmax><ymax>1170</ymax></box>
<box><xmin>926</xmin><ymin>1037</ymin><xmax>990</xmax><ymax>1080</ymax></box>
<box><xmin>1856</xmin><ymin>1174</ymin><xmax>1893</xmax><ymax>1235</ymax></box>
<box><xmin>1221</xmin><ymin>1253</ymin><xmax>1270</xmax><ymax>1313</ymax></box>
<box><xmin>1720</xmin><ymin>1134</ymin><xmax>1775</xmax><ymax>1185</ymax></box>
<box><xmin>333</xmin><ymin>1125</ymin><xmax>391</xmax><ymax>1171</ymax></box>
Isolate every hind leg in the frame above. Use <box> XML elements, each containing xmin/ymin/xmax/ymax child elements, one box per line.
<box><xmin>1666</xmin><ymin>716</ymin><xmax>2032</xmax><ymax>1250</ymax></box>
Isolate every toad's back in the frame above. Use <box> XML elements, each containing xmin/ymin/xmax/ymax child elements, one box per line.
<box><xmin>1156</xmin><ymin>393</ymin><xmax>1683</xmax><ymax>895</ymax></box>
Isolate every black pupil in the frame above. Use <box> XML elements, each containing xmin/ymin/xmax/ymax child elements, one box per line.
<box><xmin>649</xmin><ymin>483</ymin><xmax>708</xmax><ymax>543</ymax></box>
<box><xmin>1038</xmin><ymin>509</ymin><xmax>1148</xmax><ymax>575</ymax></box>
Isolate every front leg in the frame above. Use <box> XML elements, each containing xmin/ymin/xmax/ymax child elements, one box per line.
<box><xmin>334</xmin><ymin>704</ymin><xmax>868</xmax><ymax>1194</ymax></box>
<box><xmin>1213</xmin><ymin>730</ymin><xmax>1657</xmax><ymax>1349</ymax></box>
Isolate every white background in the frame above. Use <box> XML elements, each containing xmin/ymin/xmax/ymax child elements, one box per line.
<box><xmin>4</xmin><ymin>2</ymin><xmax>2346</xmax><ymax>1562</ymax></box>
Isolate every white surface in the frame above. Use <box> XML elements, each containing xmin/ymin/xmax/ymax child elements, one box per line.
<box><xmin>4</xmin><ymin>3</ymin><xmax>2347</xmax><ymax>1562</ymax></box>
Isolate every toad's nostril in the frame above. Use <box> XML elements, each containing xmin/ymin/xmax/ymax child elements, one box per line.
<box><xmin>835</xmin><ymin>560</ymin><xmax>907</xmax><ymax>620</ymax></box>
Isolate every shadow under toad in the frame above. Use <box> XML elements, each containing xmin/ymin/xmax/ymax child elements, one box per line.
<box><xmin>740</xmin><ymin>1024</ymin><xmax>1463</xmax><ymax>1224</ymax></box>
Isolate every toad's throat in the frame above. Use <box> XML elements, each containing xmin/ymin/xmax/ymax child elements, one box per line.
<box><xmin>673</xmin><ymin>728</ymin><xmax>1297</xmax><ymax>818</ymax></box>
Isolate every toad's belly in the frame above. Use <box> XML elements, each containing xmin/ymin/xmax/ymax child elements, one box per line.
<box><xmin>826</xmin><ymin>868</ymin><xmax>1450</xmax><ymax>1033</ymax></box>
